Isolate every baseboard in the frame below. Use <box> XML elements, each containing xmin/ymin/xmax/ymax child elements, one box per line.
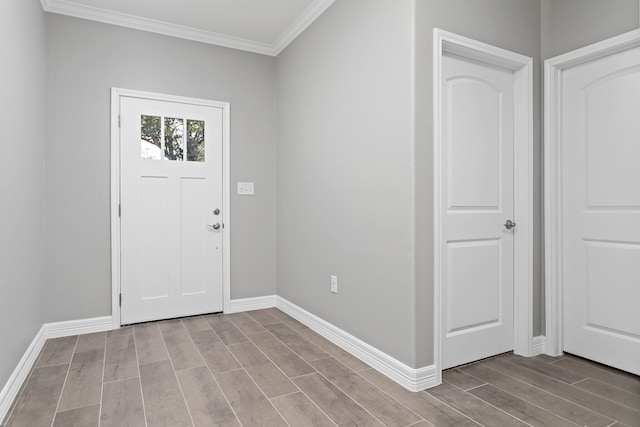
<box><xmin>0</xmin><ymin>316</ymin><xmax>114</xmax><ymax>423</ymax></box>
<box><xmin>2</xmin><ymin>297</ymin><xmax>441</xmax><ymax>422</ymax></box>
<box><xmin>531</xmin><ymin>335</ymin><xmax>546</xmax><ymax>356</ymax></box>
<box><xmin>275</xmin><ymin>296</ymin><xmax>437</xmax><ymax>392</ymax></box>
<box><xmin>45</xmin><ymin>316</ymin><xmax>114</xmax><ymax>339</ymax></box>
<box><xmin>225</xmin><ymin>295</ymin><xmax>277</xmax><ymax>314</ymax></box>
<box><xmin>0</xmin><ymin>325</ymin><xmax>47</xmax><ymax>423</ymax></box>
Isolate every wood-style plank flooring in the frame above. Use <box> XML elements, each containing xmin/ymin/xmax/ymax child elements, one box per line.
<box><xmin>3</xmin><ymin>309</ymin><xmax>639</xmax><ymax>426</ymax></box>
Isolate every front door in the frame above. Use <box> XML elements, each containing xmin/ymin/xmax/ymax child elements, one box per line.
<box><xmin>119</xmin><ymin>95</ymin><xmax>224</xmax><ymax>324</ymax></box>
<box><xmin>440</xmin><ymin>53</ymin><xmax>516</xmax><ymax>369</ymax></box>
<box><xmin>560</xmin><ymin>42</ymin><xmax>640</xmax><ymax>375</ymax></box>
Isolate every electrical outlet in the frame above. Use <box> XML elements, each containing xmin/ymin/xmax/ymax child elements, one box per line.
<box><xmin>237</xmin><ymin>182</ymin><xmax>254</xmax><ymax>195</ymax></box>
<box><xmin>330</xmin><ymin>275</ymin><xmax>338</xmax><ymax>293</ymax></box>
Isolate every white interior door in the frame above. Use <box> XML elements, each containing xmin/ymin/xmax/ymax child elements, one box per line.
<box><xmin>561</xmin><ymin>45</ymin><xmax>640</xmax><ymax>375</ymax></box>
<box><xmin>120</xmin><ymin>96</ymin><xmax>224</xmax><ymax>325</ymax></box>
<box><xmin>441</xmin><ymin>53</ymin><xmax>516</xmax><ymax>369</ymax></box>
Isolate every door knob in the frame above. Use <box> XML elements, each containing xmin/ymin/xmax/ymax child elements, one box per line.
<box><xmin>209</xmin><ymin>223</ymin><xmax>221</xmax><ymax>230</ymax></box>
<box><xmin>504</xmin><ymin>219</ymin><xmax>516</xmax><ymax>230</ymax></box>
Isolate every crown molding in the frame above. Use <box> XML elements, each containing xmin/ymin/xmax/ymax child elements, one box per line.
<box><xmin>272</xmin><ymin>0</ymin><xmax>336</xmax><ymax>55</ymax></box>
<box><xmin>40</xmin><ymin>0</ymin><xmax>273</xmax><ymax>55</ymax></box>
<box><xmin>41</xmin><ymin>0</ymin><xmax>335</xmax><ymax>57</ymax></box>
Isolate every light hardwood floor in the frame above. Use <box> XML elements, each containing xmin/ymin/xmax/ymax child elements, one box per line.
<box><xmin>3</xmin><ymin>308</ymin><xmax>639</xmax><ymax>426</ymax></box>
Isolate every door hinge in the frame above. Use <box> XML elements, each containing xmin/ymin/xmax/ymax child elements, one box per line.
<box><xmin>118</xmin><ymin>204</ymin><xmax>121</xmax><ymax>217</ymax></box>
<box><xmin>119</xmin><ymin>293</ymin><xmax>122</xmax><ymax>307</ymax></box>
<box><xmin>118</xmin><ymin>114</ymin><xmax>121</xmax><ymax>128</ymax></box>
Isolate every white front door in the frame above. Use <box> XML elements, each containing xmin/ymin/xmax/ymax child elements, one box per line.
<box><xmin>440</xmin><ymin>53</ymin><xmax>516</xmax><ymax>369</ymax></box>
<box><xmin>119</xmin><ymin>95</ymin><xmax>224</xmax><ymax>324</ymax></box>
<box><xmin>561</xmin><ymin>44</ymin><xmax>640</xmax><ymax>375</ymax></box>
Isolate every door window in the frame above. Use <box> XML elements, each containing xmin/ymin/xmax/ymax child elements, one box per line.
<box><xmin>140</xmin><ymin>115</ymin><xmax>205</xmax><ymax>162</ymax></box>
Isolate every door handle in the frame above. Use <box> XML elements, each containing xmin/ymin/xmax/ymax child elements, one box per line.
<box><xmin>504</xmin><ymin>219</ymin><xmax>516</xmax><ymax>230</ymax></box>
<box><xmin>208</xmin><ymin>223</ymin><xmax>221</xmax><ymax>230</ymax></box>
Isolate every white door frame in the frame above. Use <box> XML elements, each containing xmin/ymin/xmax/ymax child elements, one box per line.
<box><xmin>110</xmin><ymin>87</ymin><xmax>231</xmax><ymax>329</ymax></box>
<box><xmin>433</xmin><ymin>29</ymin><xmax>534</xmax><ymax>381</ymax></box>
<box><xmin>544</xmin><ymin>29</ymin><xmax>640</xmax><ymax>356</ymax></box>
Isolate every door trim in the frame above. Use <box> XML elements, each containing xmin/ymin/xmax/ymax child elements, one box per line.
<box><xmin>110</xmin><ymin>87</ymin><xmax>231</xmax><ymax>329</ymax></box>
<box><xmin>433</xmin><ymin>29</ymin><xmax>533</xmax><ymax>381</ymax></box>
<box><xmin>544</xmin><ymin>29</ymin><xmax>640</xmax><ymax>356</ymax></box>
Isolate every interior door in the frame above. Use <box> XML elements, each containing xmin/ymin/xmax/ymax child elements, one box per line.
<box><xmin>120</xmin><ymin>96</ymin><xmax>224</xmax><ymax>325</ymax></box>
<box><xmin>561</xmin><ymin>45</ymin><xmax>640</xmax><ymax>375</ymax></box>
<box><xmin>441</xmin><ymin>53</ymin><xmax>516</xmax><ymax>369</ymax></box>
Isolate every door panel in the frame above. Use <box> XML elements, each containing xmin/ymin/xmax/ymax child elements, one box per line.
<box><xmin>140</xmin><ymin>176</ymin><xmax>169</xmax><ymax>299</ymax></box>
<box><xmin>585</xmin><ymin>70</ymin><xmax>640</xmax><ymax>207</ymax></box>
<box><xmin>120</xmin><ymin>96</ymin><xmax>224</xmax><ymax>324</ymax></box>
<box><xmin>447</xmin><ymin>239</ymin><xmax>502</xmax><ymax>334</ymax></box>
<box><xmin>561</xmin><ymin>46</ymin><xmax>640</xmax><ymax>375</ymax></box>
<box><xmin>448</xmin><ymin>77</ymin><xmax>502</xmax><ymax>210</ymax></box>
<box><xmin>585</xmin><ymin>241</ymin><xmax>640</xmax><ymax>337</ymax></box>
<box><xmin>180</xmin><ymin>177</ymin><xmax>207</xmax><ymax>295</ymax></box>
<box><xmin>441</xmin><ymin>54</ymin><xmax>515</xmax><ymax>369</ymax></box>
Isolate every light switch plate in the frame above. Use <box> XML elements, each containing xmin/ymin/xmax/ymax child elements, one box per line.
<box><xmin>237</xmin><ymin>182</ymin><xmax>254</xmax><ymax>195</ymax></box>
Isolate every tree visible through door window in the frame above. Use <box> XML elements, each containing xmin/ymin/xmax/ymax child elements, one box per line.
<box><xmin>140</xmin><ymin>115</ymin><xmax>205</xmax><ymax>162</ymax></box>
<box><xmin>140</xmin><ymin>115</ymin><xmax>161</xmax><ymax>160</ymax></box>
<box><xmin>164</xmin><ymin>117</ymin><xmax>184</xmax><ymax>161</ymax></box>
<box><xmin>187</xmin><ymin>120</ymin><xmax>205</xmax><ymax>162</ymax></box>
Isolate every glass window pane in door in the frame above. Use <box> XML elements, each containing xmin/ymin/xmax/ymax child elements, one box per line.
<box><xmin>141</xmin><ymin>115</ymin><xmax>161</xmax><ymax>160</ymax></box>
<box><xmin>187</xmin><ymin>119</ymin><xmax>205</xmax><ymax>162</ymax></box>
<box><xmin>164</xmin><ymin>117</ymin><xmax>184</xmax><ymax>161</ymax></box>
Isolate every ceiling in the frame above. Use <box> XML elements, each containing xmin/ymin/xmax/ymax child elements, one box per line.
<box><xmin>40</xmin><ymin>0</ymin><xmax>336</xmax><ymax>56</ymax></box>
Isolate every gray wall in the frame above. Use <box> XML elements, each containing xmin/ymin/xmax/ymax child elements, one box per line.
<box><xmin>0</xmin><ymin>0</ymin><xmax>45</xmax><ymax>389</ymax></box>
<box><xmin>44</xmin><ymin>14</ymin><xmax>277</xmax><ymax>322</ymax></box>
<box><xmin>415</xmin><ymin>0</ymin><xmax>544</xmax><ymax>359</ymax></box>
<box><xmin>276</xmin><ymin>0</ymin><xmax>419</xmax><ymax>366</ymax></box>
<box><xmin>275</xmin><ymin>0</ymin><xmax>637</xmax><ymax>369</ymax></box>
<box><xmin>541</xmin><ymin>0</ymin><xmax>639</xmax><ymax>59</ymax></box>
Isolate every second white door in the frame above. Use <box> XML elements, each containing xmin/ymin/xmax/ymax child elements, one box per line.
<box><xmin>441</xmin><ymin>53</ymin><xmax>516</xmax><ymax>369</ymax></box>
<box><xmin>560</xmin><ymin>43</ymin><xmax>640</xmax><ymax>375</ymax></box>
<box><xmin>119</xmin><ymin>95</ymin><xmax>224</xmax><ymax>325</ymax></box>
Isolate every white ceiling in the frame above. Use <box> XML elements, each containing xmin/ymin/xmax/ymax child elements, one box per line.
<box><xmin>40</xmin><ymin>0</ymin><xmax>336</xmax><ymax>56</ymax></box>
